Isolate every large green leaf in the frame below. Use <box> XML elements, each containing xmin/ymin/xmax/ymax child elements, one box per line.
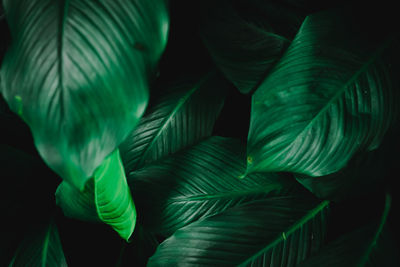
<box><xmin>0</xmin><ymin>0</ymin><xmax>169</xmax><ymax>189</ymax></box>
<box><xmin>56</xmin><ymin>149</ymin><xmax>136</xmax><ymax>240</ymax></box>
<box><xmin>9</xmin><ymin>220</ymin><xmax>67</xmax><ymax>267</ymax></box>
<box><xmin>299</xmin><ymin>194</ymin><xmax>399</xmax><ymax>267</ymax></box>
<box><xmin>129</xmin><ymin>136</ymin><xmax>303</xmax><ymax>235</ymax></box>
<box><xmin>119</xmin><ymin>71</ymin><xmax>227</xmax><ymax>173</ymax></box>
<box><xmin>200</xmin><ymin>0</ymin><xmax>303</xmax><ymax>94</ymax></box>
<box><xmin>246</xmin><ymin>10</ymin><xmax>398</xmax><ymax>177</ymax></box>
<box><xmin>148</xmin><ymin>197</ymin><xmax>329</xmax><ymax>266</ymax></box>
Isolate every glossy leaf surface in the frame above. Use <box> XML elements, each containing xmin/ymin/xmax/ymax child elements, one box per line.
<box><xmin>9</xmin><ymin>220</ymin><xmax>67</xmax><ymax>267</ymax></box>
<box><xmin>0</xmin><ymin>0</ymin><xmax>169</xmax><ymax>189</ymax></box>
<box><xmin>130</xmin><ymin>136</ymin><xmax>301</xmax><ymax>235</ymax></box>
<box><xmin>56</xmin><ymin>149</ymin><xmax>136</xmax><ymax>240</ymax></box>
<box><xmin>299</xmin><ymin>194</ymin><xmax>399</xmax><ymax>267</ymax></box>
<box><xmin>247</xmin><ymin>11</ymin><xmax>397</xmax><ymax>177</ymax></box>
<box><xmin>120</xmin><ymin>72</ymin><xmax>227</xmax><ymax>173</ymax></box>
<box><xmin>148</xmin><ymin>197</ymin><xmax>329</xmax><ymax>266</ymax></box>
<box><xmin>200</xmin><ymin>0</ymin><xmax>303</xmax><ymax>94</ymax></box>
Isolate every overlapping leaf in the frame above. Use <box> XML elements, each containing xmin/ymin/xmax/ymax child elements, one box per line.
<box><xmin>119</xmin><ymin>71</ymin><xmax>227</xmax><ymax>173</ymax></box>
<box><xmin>299</xmin><ymin>194</ymin><xmax>399</xmax><ymax>267</ymax></box>
<box><xmin>129</xmin><ymin>136</ymin><xmax>308</xmax><ymax>236</ymax></box>
<box><xmin>246</xmin><ymin>10</ymin><xmax>398</xmax><ymax>177</ymax></box>
<box><xmin>56</xmin><ymin>149</ymin><xmax>136</xmax><ymax>240</ymax></box>
<box><xmin>0</xmin><ymin>0</ymin><xmax>169</xmax><ymax>189</ymax></box>
<box><xmin>148</xmin><ymin>197</ymin><xmax>329</xmax><ymax>266</ymax></box>
<box><xmin>199</xmin><ymin>0</ymin><xmax>303</xmax><ymax>94</ymax></box>
<box><xmin>9</xmin><ymin>220</ymin><xmax>67</xmax><ymax>267</ymax></box>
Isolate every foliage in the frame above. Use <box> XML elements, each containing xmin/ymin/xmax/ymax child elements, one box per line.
<box><xmin>1</xmin><ymin>0</ymin><xmax>399</xmax><ymax>266</ymax></box>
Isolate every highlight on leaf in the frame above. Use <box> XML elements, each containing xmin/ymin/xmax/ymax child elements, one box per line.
<box><xmin>0</xmin><ymin>0</ymin><xmax>169</xmax><ymax>189</ymax></box>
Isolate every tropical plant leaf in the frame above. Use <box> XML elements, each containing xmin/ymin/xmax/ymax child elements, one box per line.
<box><xmin>9</xmin><ymin>220</ymin><xmax>67</xmax><ymax>267</ymax></box>
<box><xmin>119</xmin><ymin>71</ymin><xmax>227</xmax><ymax>174</ymax></box>
<box><xmin>56</xmin><ymin>149</ymin><xmax>136</xmax><ymax>240</ymax></box>
<box><xmin>129</xmin><ymin>136</ymin><xmax>305</xmax><ymax>236</ymax></box>
<box><xmin>299</xmin><ymin>193</ymin><xmax>399</xmax><ymax>267</ymax></box>
<box><xmin>148</xmin><ymin>196</ymin><xmax>329</xmax><ymax>266</ymax></box>
<box><xmin>246</xmin><ymin>10</ymin><xmax>398</xmax><ymax>177</ymax></box>
<box><xmin>0</xmin><ymin>0</ymin><xmax>169</xmax><ymax>189</ymax></box>
<box><xmin>199</xmin><ymin>0</ymin><xmax>303</xmax><ymax>94</ymax></box>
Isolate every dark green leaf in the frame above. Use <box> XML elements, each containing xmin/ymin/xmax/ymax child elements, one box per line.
<box><xmin>0</xmin><ymin>0</ymin><xmax>169</xmax><ymax>189</ymax></box>
<box><xmin>148</xmin><ymin>197</ymin><xmax>329</xmax><ymax>266</ymax></box>
<box><xmin>9</xmin><ymin>220</ymin><xmax>67</xmax><ymax>267</ymax></box>
<box><xmin>130</xmin><ymin>136</ymin><xmax>303</xmax><ymax>235</ymax></box>
<box><xmin>56</xmin><ymin>149</ymin><xmax>136</xmax><ymax>240</ymax></box>
<box><xmin>200</xmin><ymin>0</ymin><xmax>303</xmax><ymax>94</ymax></box>
<box><xmin>119</xmin><ymin>71</ymin><xmax>227</xmax><ymax>173</ymax></box>
<box><xmin>299</xmin><ymin>194</ymin><xmax>399</xmax><ymax>267</ymax></box>
<box><xmin>246</xmin><ymin>10</ymin><xmax>398</xmax><ymax>177</ymax></box>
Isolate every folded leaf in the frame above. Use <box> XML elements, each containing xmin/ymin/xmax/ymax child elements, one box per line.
<box><xmin>246</xmin><ymin>10</ymin><xmax>398</xmax><ymax>177</ymax></box>
<box><xmin>130</xmin><ymin>136</ymin><xmax>303</xmax><ymax>235</ymax></box>
<box><xmin>120</xmin><ymin>71</ymin><xmax>227</xmax><ymax>173</ymax></box>
<box><xmin>298</xmin><ymin>194</ymin><xmax>399</xmax><ymax>267</ymax></box>
<box><xmin>9</xmin><ymin>220</ymin><xmax>67</xmax><ymax>267</ymax></box>
<box><xmin>56</xmin><ymin>149</ymin><xmax>136</xmax><ymax>241</ymax></box>
<box><xmin>148</xmin><ymin>197</ymin><xmax>329</xmax><ymax>266</ymax></box>
<box><xmin>199</xmin><ymin>0</ymin><xmax>303</xmax><ymax>94</ymax></box>
<box><xmin>0</xmin><ymin>0</ymin><xmax>169</xmax><ymax>189</ymax></box>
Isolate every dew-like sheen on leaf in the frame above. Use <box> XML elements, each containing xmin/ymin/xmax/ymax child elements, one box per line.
<box><xmin>0</xmin><ymin>0</ymin><xmax>169</xmax><ymax>189</ymax></box>
<box><xmin>247</xmin><ymin>10</ymin><xmax>398</xmax><ymax>177</ymax></box>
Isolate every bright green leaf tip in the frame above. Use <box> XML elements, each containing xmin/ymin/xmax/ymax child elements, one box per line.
<box><xmin>93</xmin><ymin>149</ymin><xmax>137</xmax><ymax>241</ymax></box>
<box><xmin>239</xmin><ymin>156</ymin><xmax>253</xmax><ymax>179</ymax></box>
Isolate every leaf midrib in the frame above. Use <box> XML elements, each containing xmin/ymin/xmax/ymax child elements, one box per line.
<box><xmin>135</xmin><ymin>72</ymin><xmax>215</xmax><ymax>169</ymax></box>
<box><xmin>58</xmin><ymin>0</ymin><xmax>70</xmax><ymax>119</ymax></box>
<box><xmin>238</xmin><ymin>200</ymin><xmax>330</xmax><ymax>266</ymax></box>
<box><xmin>167</xmin><ymin>184</ymin><xmax>283</xmax><ymax>203</ymax></box>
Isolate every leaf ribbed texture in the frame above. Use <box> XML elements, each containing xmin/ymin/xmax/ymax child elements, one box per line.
<box><xmin>148</xmin><ymin>197</ymin><xmax>329</xmax><ymax>266</ymax></box>
<box><xmin>247</xmin><ymin>11</ymin><xmax>398</xmax><ymax>177</ymax></box>
<box><xmin>120</xmin><ymin>72</ymin><xmax>226</xmax><ymax>173</ymax></box>
<box><xmin>130</xmin><ymin>136</ymin><xmax>302</xmax><ymax>235</ymax></box>
<box><xmin>9</xmin><ymin>220</ymin><xmax>67</xmax><ymax>267</ymax></box>
<box><xmin>0</xmin><ymin>0</ymin><xmax>169</xmax><ymax>189</ymax></box>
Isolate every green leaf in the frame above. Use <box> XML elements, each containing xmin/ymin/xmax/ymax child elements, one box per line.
<box><xmin>130</xmin><ymin>136</ymin><xmax>305</xmax><ymax>236</ymax></box>
<box><xmin>119</xmin><ymin>71</ymin><xmax>227</xmax><ymax>173</ymax></box>
<box><xmin>199</xmin><ymin>0</ymin><xmax>303</xmax><ymax>94</ymax></box>
<box><xmin>246</xmin><ymin>10</ymin><xmax>398</xmax><ymax>177</ymax></box>
<box><xmin>56</xmin><ymin>149</ymin><xmax>136</xmax><ymax>240</ymax></box>
<box><xmin>0</xmin><ymin>0</ymin><xmax>169</xmax><ymax>189</ymax></box>
<box><xmin>148</xmin><ymin>196</ymin><xmax>329</xmax><ymax>266</ymax></box>
<box><xmin>299</xmin><ymin>194</ymin><xmax>399</xmax><ymax>267</ymax></box>
<box><xmin>9</xmin><ymin>220</ymin><xmax>67</xmax><ymax>267</ymax></box>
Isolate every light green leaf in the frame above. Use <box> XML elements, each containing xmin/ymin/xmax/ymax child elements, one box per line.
<box><xmin>56</xmin><ymin>149</ymin><xmax>136</xmax><ymax>241</ymax></box>
<box><xmin>9</xmin><ymin>220</ymin><xmax>67</xmax><ymax>267</ymax></box>
<box><xmin>129</xmin><ymin>136</ymin><xmax>304</xmax><ymax>236</ymax></box>
<box><xmin>119</xmin><ymin>71</ymin><xmax>227</xmax><ymax>173</ymax></box>
<box><xmin>246</xmin><ymin>10</ymin><xmax>398</xmax><ymax>177</ymax></box>
<box><xmin>148</xmin><ymin>196</ymin><xmax>329</xmax><ymax>266</ymax></box>
<box><xmin>199</xmin><ymin>0</ymin><xmax>303</xmax><ymax>94</ymax></box>
<box><xmin>0</xmin><ymin>0</ymin><xmax>169</xmax><ymax>189</ymax></box>
<box><xmin>299</xmin><ymin>194</ymin><xmax>399</xmax><ymax>267</ymax></box>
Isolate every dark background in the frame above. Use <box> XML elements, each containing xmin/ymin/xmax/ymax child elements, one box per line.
<box><xmin>1</xmin><ymin>0</ymin><xmax>399</xmax><ymax>266</ymax></box>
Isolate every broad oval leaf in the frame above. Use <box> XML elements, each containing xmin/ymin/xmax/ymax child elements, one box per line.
<box><xmin>119</xmin><ymin>71</ymin><xmax>227</xmax><ymax>173</ymax></box>
<box><xmin>9</xmin><ymin>220</ymin><xmax>67</xmax><ymax>267</ymax></box>
<box><xmin>199</xmin><ymin>0</ymin><xmax>303</xmax><ymax>94</ymax></box>
<box><xmin>148</xmin><ymin>196</ymin><xmax>329</xmax><ymax>266</ymax></box>
<box><xmin>129</xmin><ymin>136</ymin><xmax>302</xmax><ymax>235</ymax></box>
<box><xmin>56</xmin><ymin>149</ymin><xmax>136</xmax><ymax>240</ymax></box>
<box><xmin>299</xmin><ymin>194</ymin><xmax>399</xmax><ymax>267</ymax></box>
<box><xmin>246</xmin><ymin>10</ymin><xmax>398</xmax><ymax>177</ymax></box>
<box><xmin>0</xmin><ymin>0</ymin><xmax>169</xmax><ymax>189</ymax></box>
